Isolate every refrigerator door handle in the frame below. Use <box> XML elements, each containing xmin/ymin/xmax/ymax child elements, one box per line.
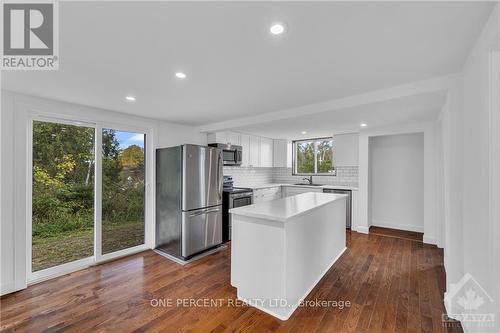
<box><xmin>189</xmin><ymin>207</ymin><xmax>221</xmax><ymax>217</ymax></box>
<box><xmin>217</xmin><ymin>153</ymin><xmax>222</xmax><ymax>200</ymax></box>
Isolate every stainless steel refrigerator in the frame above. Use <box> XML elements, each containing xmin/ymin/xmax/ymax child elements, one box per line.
<box><xmin>156</xmin><ymin>144</ymin><xmax>223</xmax><ymax>259</ymax></box>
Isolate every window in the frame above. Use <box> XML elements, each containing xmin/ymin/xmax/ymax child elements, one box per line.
<box><xmin>292</xmin><ymin>137</ymin><xmax>335</xmax><ymax>175</ymax></box>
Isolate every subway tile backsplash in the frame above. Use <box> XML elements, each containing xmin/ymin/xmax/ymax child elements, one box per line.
<box><xmin>223</xmin><ymin>167</ymin><xmax>274</xmax><ymax>185</ymax></box>
<box><xmin>224</xmin><ymin>166</ymin><xmax>358</xmax><ymax>188</ymax></box>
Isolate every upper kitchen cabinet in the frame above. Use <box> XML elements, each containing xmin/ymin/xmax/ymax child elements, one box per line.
<box><xmin>208</xmin><ymin>131</ymin><xmax>275</xmax><ymax>167</ymax></box>
<box><xmin>248</xmin><ymin>135</ymin><xmax>260</xmax><ymax>167</ymax></box>
<box><xmin>240</xmin><ymin>134</ymin><xmax>250</xmax><ymax>167</ymax></box>
<box><xmin>260</xmin><ymin>137</ymin><xmax>273</xmax><ymax>167</ymax></box>
<box><xmin>333</xmin><ymin>133</ymin><xmax>359</xmax><ymax>166</ymax></box>
<box><xmin>273</xmin><ymin>139</ymin><xmax>287</xmax><ymax>167</ymax></box>
<box><xmin>207</xmin><ymin>131</ymin><xmax>240</xmax><ymax>145</ymax></box>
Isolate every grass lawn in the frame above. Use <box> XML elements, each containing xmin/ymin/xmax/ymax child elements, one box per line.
<box><xmin>32</xmin><ymin>220</ymin><xmax>144</xmax><ymax>272</ymax></box>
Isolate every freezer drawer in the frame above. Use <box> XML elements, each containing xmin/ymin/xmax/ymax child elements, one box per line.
<box><xmin>182</xmin><ymin>206</ymin><xmax>222</xmax><ymax>258</ymax></box>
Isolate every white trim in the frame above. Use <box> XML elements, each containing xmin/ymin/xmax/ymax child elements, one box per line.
<box><xmin>354</xmin><ymin>225</ymin><xmax>369</xmax><ymax>234</ymax></box>
<box><xmin>29</xmin><ymin>257</ymin><xmax>95</xmax><ymax>285</ymax></box>
<box><xmin>95</xmin><ymin>125</ymin><xmax>103</xmax><ymax>261</ymax></box>
<box><xmin>99</xmin><ymin>244</ymin><xmax>148</xmax><ymax>263</ymax></box>
<box><xmin>488</xmin><ymin>34</ymin><xmax>500</xmax><ymax>321</ymax></box>
<box><xmin>32</xmin><ymin>114</ymin><xmax>95</xmax><ymax>128</ymax></box>
<box><xmin>423</xmin><ymin>236</ymin><xmax>436</xmax><ymax>245</ymax></box>
<box><xmin>28</xmin><ymin>245</ymin><xmax>148</xmax><ymax>285</ymax></box>
<box><xmin>26</xmin><ymin>120</ymin><xmax>33</xmax><ymax>282</ymax></box>
<box><xmin>199</xmin><ymin>74</ymin><xmax>457</xmax><ymax>132</ymax></box>
<box><xmin>371</xmin><ymin>219</ymin><xmax>424</xmax><ymax>233</ymax></box>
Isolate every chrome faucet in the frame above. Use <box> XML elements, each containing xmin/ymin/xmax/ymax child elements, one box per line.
<box><xmin>302</xmin><ymin>176</ymin><xmax>313</xmax><ymax>185</ymax></box>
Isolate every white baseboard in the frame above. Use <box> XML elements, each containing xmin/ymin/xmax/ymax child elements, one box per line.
<box><xmin>423</xmin><ymin>235</ymin><xmax>437</xmax><ymax>245</ymax></box>
<box><xmin>371</xmin><ymin>219</ymin><xmax>424</xmax><ymax>233</ymax></box>
<box><xmin>354</xmin><ymin>226</ymin><xmax>369</xmax><ymax>234</ymax></box>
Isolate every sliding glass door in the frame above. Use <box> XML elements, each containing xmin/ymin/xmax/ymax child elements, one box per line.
<box><xmin>102</xmin><ymin>129</ymin><xmax>145</xmax><ymax>254</ymax></box>
<box><xmin>31</xmin><ymin>120</ymin><xmax>147</xmax><ymax>276</ymax></box>
<box><xmin>32</xmin><ymin>121</ymin><xmax>95</xmax><ymax>272</ymax></box>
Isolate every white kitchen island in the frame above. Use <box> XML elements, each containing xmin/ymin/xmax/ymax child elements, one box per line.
<box><xmin>230</xmin><ymin>192</ymin><xmax>347</xmax><ymax>320</ymax></box>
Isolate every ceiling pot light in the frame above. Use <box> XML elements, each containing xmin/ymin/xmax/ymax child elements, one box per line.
<box><xmin>301</xmin><ymin>131</ymin><xmax>307</xmax><ymax>135</ymax></box>
<box><xmin>175</xmin><ymin>72</ymin><xmax>187</xmax><ymax>79</ymax></box>
<box><xmin>270</xmin><ymin>23</ymin><xmax>285</xmax><ymax>35</ymax></box>
<box><xmin>360</xmin><ymin>123</ymin><xmax>367</xmax><ymax>127</ymax></box>
<box><xmin>125</xmin><ymin>96</ymin><xmax>136</xmax><ymax>102</ymax></box>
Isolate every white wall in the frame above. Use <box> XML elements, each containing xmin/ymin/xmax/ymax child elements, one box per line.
<box><xmin>158</xmin><ymin>123</ymin><xmax>206</xmax><ymax>148</ymax></box>
<box><xmin>438</xmin><ymin>4</ymin><xmax>500</xmax><ymax>326</ymax></box>
<box><xmin>0</xmin><ymin>91</ymin><xmax>205</xmax><ymax>295</ymax></box>
<box><xmin>357</xmin><ymin>122</ymin><xmax>438</xmax><ymax>240</ymax></box>
<box><xmin>461</xmin><ymin>4</ymin><xmax>498</xmax><ymax>305</ymax></box>
<box><xmin>369</xmin><ymin>133</ymin><xmax>424</xmax><ymax>232</ymax></box>
<box><xmin>441</xmin><ymin>5</ymin><xmax>500</xmax><ymax>328</ymax></box>
<box><xmin>333</xmin><ymin>133</ymin><xmax>358</xmax><ymax>166</ymax></box>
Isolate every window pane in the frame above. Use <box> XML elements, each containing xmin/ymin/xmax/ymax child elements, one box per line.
<box><xmin>102</xmin><ymin>129</ymin><xmax>145</xmax><ymax>254</ymax></box>
<box><xmin>317</xmin><ymin>140</ymin><xmax>334</xmax><ymax>173</ymax></box>
<box><xmin>296</xmin><ymin>141</ymin><xmax>315</xmax><ymax>174</ymax></box>
<box><xmin>32</xmin><ymin>121</ymin><xmax>95</xmax><ymax>272</ymax></box>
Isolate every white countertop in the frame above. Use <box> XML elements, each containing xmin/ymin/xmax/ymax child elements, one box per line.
<box><xmin>229</xmin><ymin>192</ymin><xmax>347</xmax><ymax>222</ymax></box>
<box><xmin>236</xmin><ymin>183</ymin><xmax>358</xmax><ymax>191</ymax></box>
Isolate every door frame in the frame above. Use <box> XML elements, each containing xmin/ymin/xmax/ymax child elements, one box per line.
<box><xmin>488</xmin><ymin>33</ymin><xmax>500</xmax><ymax>317</ymax></box>
<box><xmin>27</xmin><ymin>114</ymin><xmax>153</xmax><ymax>284</ymax></box>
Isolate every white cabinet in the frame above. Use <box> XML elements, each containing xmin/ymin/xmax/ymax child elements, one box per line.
<box><xmin>208</xmin><ymin>131</ymin><xmax>278</xmax><ymax>168</ymax></box>
<box><xmin>240</xmin><ymin>134</ymin><xmax>250</xmax><ymax>167</ymax></box>
<box><xmin>273</xmin><ymin>140</ymin><xmax>287</xmax><ymax>167</ymax></box>
<box><xmin>228</xmin><ymin>132</ymin><xmax>241</xmax><ymax>146</ymax></box>
<box><xmin>253</xmin><ymin>186</ymin><xmax>282</xmax><ymax>203</ymax></box>
<box><xmin>282</xmin><ymin>186</ymin><xmax>322</xmax><ymax>197</ymax></box>
<box><xmin>249</xmin><ymin>135</ymin><xmax>260</xmax><ymax>167</ymax></box>
<box><xmin>260</xmin><ymin>137</ymin><xmax>273</xmax><ymax>167</ymax></box>
<box><xmin>287</xmin><ymin>142</ymin><xmax>293</xmax><ymax>168</ymax></box>
<box><xmin>207</xmin><ymin>131</ymin><xmax>241</xmax><ymax>145</ymax></box>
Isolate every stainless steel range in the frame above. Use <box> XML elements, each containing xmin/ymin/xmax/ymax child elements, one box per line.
<box><xmin>222</xmin><ymin>176</ymin><xmax>253</xmax><ymax>241</ymax></box>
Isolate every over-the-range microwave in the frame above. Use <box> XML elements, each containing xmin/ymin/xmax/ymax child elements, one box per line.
<box><xmin>208</xmin><ymin>143</ymin><xmax>242</xmax><ymax>166</ymax></box>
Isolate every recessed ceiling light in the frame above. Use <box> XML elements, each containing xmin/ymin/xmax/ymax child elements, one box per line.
<box><xmin>301</xmin><ymin>131</ymin><xmax>307</xmax><ymax>135</ymax></box>
<box><xmin>175</xmin><ymin>72</ymin><xmax>187</xmax><ymax>79</ymax></box>
<box><xmin>125</xmin><ymin>96</ymin><xmax>136</xmax><ymax>102</ymax></box>
<box><xmin>360</xmin><ymin>123</ymin><xmax>367</xmax><ymax>127</ymax></box>
<box><xmin>270</xmin><ymin>23</ymin><xmax>285</xmax><ymax>35</ymax></box>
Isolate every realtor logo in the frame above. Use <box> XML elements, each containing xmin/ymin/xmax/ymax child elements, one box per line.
<box><xmin>443</xmin><ymin>273</ymin><xmax>495</xmax><ymax>329</ymax></box>
<box><xmin>1</xmin><ymin>1</ymin><xmax>59</xmax><ymax>69</ymax></box>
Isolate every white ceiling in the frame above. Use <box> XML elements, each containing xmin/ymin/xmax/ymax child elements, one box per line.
<box><xmin>232</xmin><ymin>92</ymin><xmax>447</xmax><ymax>139</ymax></box>
<box><xmin>2</xmin><ymin>1</ymin><xmax>495</xmax><ymax>126</ymax></box>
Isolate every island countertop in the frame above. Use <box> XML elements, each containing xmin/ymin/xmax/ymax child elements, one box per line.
<box><xmin>229</xmin><ymin>192</ymin><xmax>347</xmax><ymax>223</ymax></box>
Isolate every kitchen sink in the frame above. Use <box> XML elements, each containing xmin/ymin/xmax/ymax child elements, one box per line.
<box><xmin>293</xmin><ymin>183</ymin><xmax>323</xmax><ymax>186</ymax></box>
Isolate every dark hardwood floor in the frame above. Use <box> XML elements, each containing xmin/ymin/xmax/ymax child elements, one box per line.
<box><xmin>369</xmin><ymin>226</ymin><xmax>424</xmax><ymax>242</ymax></box>
<box><xmin>0</xmin><ymin>230</ymin><xmax>461</xmax><ymax>332</ymax></box>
